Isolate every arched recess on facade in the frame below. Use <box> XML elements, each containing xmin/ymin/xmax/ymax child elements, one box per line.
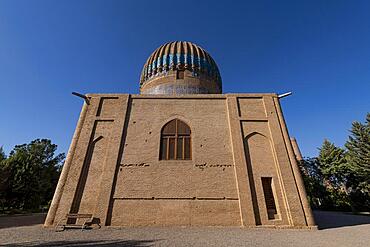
<box><xmin>245</xmin><ymin>131</ymin><xmax>269</xmax><ymax>141</ymax></box>
<box><xmin>243</xmin><ymin>132</ymin><xmax>266</xmax><ymax>225</ymax></box>
<box><xmin>244</xmin><ymin>132</ymin><xmax>276</xmax><ymax>168</ymax></box>
<box><xmin>159</xmin><ymin>118</ymin><xmax>191</xmax><ymax>160</ymax></box>
<box><xmin>244</xmin><ymin>131</ymin><xmax>281</xmax><ymax>223</ymax></box>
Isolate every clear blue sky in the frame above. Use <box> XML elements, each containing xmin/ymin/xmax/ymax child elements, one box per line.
<box><xmin>1</xmin><ymin>0</ymin><xmax>369</xmax><ymax>157</ymax></box>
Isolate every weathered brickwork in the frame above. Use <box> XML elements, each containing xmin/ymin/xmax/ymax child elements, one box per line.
<box><xmin>45</xmin><ymin>93</ymin><xmax>315</xmax><ymax>228</ymax></box>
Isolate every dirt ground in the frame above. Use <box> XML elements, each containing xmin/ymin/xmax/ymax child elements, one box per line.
<box><xmin>0</xmin><ymin>211</ymin><xmax>369</xmax><ymax>246</ymax></box>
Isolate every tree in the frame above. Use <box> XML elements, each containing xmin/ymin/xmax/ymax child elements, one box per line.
<box><xmin>298</xmin><ymin>157</ymin><xmax>327</xmax><ymax>208</ymax></box>
<box><xmin>298</xmin><ymin>140</ymin><xmax>353</xmax><ymax>211</ymax></box>
<box><xmin>0</xmin><ymin>146</ymin><xmax>5</xmax><ymax>162</ymax></box>
<box><xmin>318</xmin><ymin>140</ymin><xmax>348</xmax><ymax>189</ymax></box>
<box><xmin>345</xmin><ymin>113</ymin><xmax>370</xmax><ymax>211</ymax></box>
<box><xmin>0</xmin><ymin>147</ymin><xmax>9</xmax><ymax>211</ymax></box>
<box><xmin>3</xmin><ymin>139</ymin><xmax>65</xmax><ymax>211</ymax></box>
<box><xmin>315</xmin><ymin>140</ymin><xmax>352</xmax><ymax>210</ymax></box>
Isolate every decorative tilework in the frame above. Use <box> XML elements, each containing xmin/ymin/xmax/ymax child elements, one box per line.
<box><xmin>140</xmin><ymin>41</ymin><xmax>222</xmax><ymax>90</ymax></box>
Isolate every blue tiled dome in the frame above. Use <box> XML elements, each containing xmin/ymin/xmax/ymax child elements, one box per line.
<box><xmin>140</xmin><ymin>41</ymin><xmax>222</xmax><ymax>94</ymax></box>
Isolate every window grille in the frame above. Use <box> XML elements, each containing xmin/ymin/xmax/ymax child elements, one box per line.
<box><xmin>160</xmin><ymin>119</ymin><xmax>191</xmax><ymax>160</ymax></box>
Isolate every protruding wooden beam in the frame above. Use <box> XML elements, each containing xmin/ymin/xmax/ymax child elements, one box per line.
<box><xmin>72</xmin><ymin>92</ymin><xmax>90</xmax><ymax>105</ymax></box>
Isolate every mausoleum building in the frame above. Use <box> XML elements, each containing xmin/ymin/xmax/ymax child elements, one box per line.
<box><xmin>45</xmin><ymin>41</ymin><xmax>315</xmax><ymax>228</ymax></box>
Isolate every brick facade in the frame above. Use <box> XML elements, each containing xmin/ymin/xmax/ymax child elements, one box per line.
<box><xmin>45</xmin><ymin>93</ymin><xmax>316</xmax><ymax>228</ymax></box>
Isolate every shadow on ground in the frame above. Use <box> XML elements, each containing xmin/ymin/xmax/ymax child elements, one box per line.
<box><xmin>1</xmin><ymin>211</ymin><xmax>369</xmax><ymax>232</ymax></box>
<box><xmin>5</xmin><ymin>239</ymin><xmax>157</xmax><ymax>247</ymax></box>
<box><xmin>313</xmin><ymin>210</ymin><xmax>370</xmax><ymax>230</ymax></box>
<box><xmin>0</xmin><ymin>213</ymin><xmax>46</xmax><ymax>229</ymax></box>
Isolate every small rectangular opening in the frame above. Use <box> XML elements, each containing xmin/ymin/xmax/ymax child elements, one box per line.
<box><xmin>177</xmin><ymin>70</ymin><xmax>184</xmax><ymax>79</ymax></box>
<box><xmin>261</xmin><ymin>177</ymin><xmax>278</xmax><ymax>220</ymax></box>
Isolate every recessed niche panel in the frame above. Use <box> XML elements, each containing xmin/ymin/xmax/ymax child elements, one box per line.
<box><xmin>97</xmin><ymin>97</ymin><xmax>119</xmax><ymax>118</ymax></box>
<box><xmin>238</xmin><ymin>98</ymin><xmax>266</xmax><ymax>119</ymax></box>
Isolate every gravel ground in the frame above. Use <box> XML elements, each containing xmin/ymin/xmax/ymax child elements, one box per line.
<box><xmin>0</xmin><ymin>211</ymin><xmax>369</xmax><ymax>247</ymax></box>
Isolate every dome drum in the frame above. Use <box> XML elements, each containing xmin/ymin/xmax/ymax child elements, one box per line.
<box><xmin>140</xmin><ymin>69</ymin><xmax>221</xmax><ymax>94</ymax></box>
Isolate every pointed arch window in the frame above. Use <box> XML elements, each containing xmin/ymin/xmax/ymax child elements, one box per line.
<box><xmin>160</xmin><ymin>119</ymin><xmax>191</xmax><ymax>160</ymax></box>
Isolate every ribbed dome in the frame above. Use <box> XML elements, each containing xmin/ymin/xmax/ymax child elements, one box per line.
<box><xmin>140</xmin><ymin>41</ymin><xmax>222</xmax><ymax>94</ymax></box>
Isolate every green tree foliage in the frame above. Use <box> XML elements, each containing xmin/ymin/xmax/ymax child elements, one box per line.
<box><xmin>0</xmin><ymin>147</ymin><xmax>9</xmax><ymax>210</ymax></box>
<box><xmin>0</xmin><ymin>147</ymin><xmax>6</xmax><ymax>162</ymax></box>
<box><xmin>318</xmin><ymin>140</ymin><xmax>348</xmax><ymax>188</ymax></box>
<box><xmin>0</xmin><ymin>139</ymin><xmax>65</xmax><ymax>212</ymax></box>
<box><xmin>298</xmin><ymin>157</ymin><xmax>327</xmax><ymax>208</ymax></box>
<box><xmin>300</xmin><ymin>113</ymin><xmax>370</xmax><ymax>212</ymax></box>
<box><xmin>299</xmin><ymin>156</ymin><xmax>351</xmax><ymax>211</ymax></box>
<box><xmin>345</xmin><ymin>113</ymin><xmax>370</xmax><ymax>211</ymax></box>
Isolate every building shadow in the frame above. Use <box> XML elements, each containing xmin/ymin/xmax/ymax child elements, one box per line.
<box><xmin>5</xmin><ymin>239</ymin><xmax>157</xmax><ymax>247</ymax></box>
<box><xmin>0</xmin><ymin>213</ymin><xmax>46</xmax><ymax>229</ymax></box>
<box><xmin>313</xmin><ymin>210</ymin><xmax>370</xmax><ymax>230</ymax></box>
